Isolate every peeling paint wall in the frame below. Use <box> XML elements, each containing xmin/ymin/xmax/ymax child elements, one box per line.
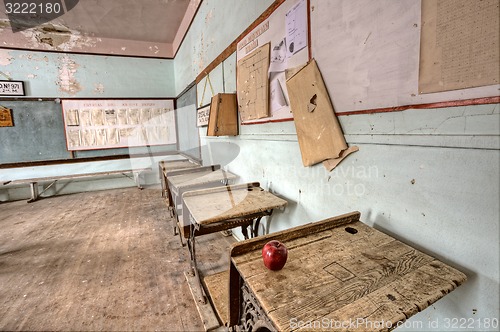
<box><xmin>173</xmin><ymin>0</ymin><xmax>274</xmax><ymax>95</ymax></box>
<box><xmin>0</xmin><ymin>48</ymin><xmax>175</xmax><ymax>97</ymax></box>
<box><xmin>175</xmin><ymin>0</ymin><xmax>500</xmax><ymax>329</ymax></box>
<box><xmin>0</xmin><ymin>48</ymin><xmax>177</xmax><ymax>195</ymax></box>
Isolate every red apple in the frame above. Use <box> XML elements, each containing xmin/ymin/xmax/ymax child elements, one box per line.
<box><xmin>262</xmin><ymin>240</ymin><xmax>288</xmax><ymax>271</ymax></box>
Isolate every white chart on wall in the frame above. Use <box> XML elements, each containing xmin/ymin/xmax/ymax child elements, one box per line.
<box><xmin>62</xmin><ymin>99</ymin><xmax>176</xmax><ymax>151</ymax></box>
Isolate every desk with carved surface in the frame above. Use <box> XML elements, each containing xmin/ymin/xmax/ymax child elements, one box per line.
<box><xmin>222</xmin><ymin>211</ymin><xmax>467</xmax><ymax>331</ymax></box>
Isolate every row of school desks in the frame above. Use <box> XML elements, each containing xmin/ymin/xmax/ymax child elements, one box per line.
<box><xmin>158</xmin><ymin>159</ymin><xmax>467</xmax><ymax>332</ymax></box>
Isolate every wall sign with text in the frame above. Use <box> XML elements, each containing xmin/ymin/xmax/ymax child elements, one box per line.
<box><xmin>0</xmin><ymin>80</ymin><xmax>25</xmax><ymax>96</ymax></box>
<box><xmin>196</xmin><ymin>104</ymin><xmax>210</xmax><ymax>127</ymax></box>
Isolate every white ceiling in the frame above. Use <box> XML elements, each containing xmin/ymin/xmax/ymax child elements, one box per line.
<box><xmin>0</xmin><ymin>0</ymin><xmax>201</xmax><ymax>58</ymax></box>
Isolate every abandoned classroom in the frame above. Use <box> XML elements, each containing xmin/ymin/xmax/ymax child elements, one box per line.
<box><xmin>0</xmin><ymin>0</ymin><xmax>499</xmax><ymax>331</ymax></box>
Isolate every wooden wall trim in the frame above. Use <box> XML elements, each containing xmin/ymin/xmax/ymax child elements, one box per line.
<box><xmin>337</xmin><ymin>96</ymin><xmax>500</xmax><ymax>116</ymax></box>
<box><xmin>0</xmin><ymin>151</ymin><xmax>178</xmax><ymax>169</ymax></box>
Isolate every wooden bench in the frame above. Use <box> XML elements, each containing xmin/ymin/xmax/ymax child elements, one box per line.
<box><xmin>200</xmin><ymin>211</ymin><xmax>467</xmax><ymax>331</ymax></box>
<box><xmin>3</xmin><ymin>168</ymin><xmax>151</xmax><ymax>203</ymax></box>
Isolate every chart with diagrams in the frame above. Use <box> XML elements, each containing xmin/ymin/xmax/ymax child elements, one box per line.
<box><xmin>236</xmin><ymin>42</ymin><xmax>271</xmax><ymax>121</ymax></box>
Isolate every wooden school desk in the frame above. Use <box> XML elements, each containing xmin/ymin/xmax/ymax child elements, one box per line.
<box><xmin>167</xmin><ymin>166</ymin><xmax>237</xmax><ymax>244</ymax></box>
<box><xmin>158</xmin><ymin>158</ymin><xmax>200</xmax><ymax>199</ymax></box>
<box><xmin>182</xmin><ymin>183</ymin><xmax>287</xmax><ymax>322</ymax></box>
<box><xmin>203</xmin><ymin>211</ymin><xmax>467</xmax><ymax>331</ymax></box>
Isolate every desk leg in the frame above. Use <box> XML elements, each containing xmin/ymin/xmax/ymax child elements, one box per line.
<box><xmin>173</xmin><ymin>203</ymin><xmax>186</xmax><ymax>247</ymax></box>
<box><xmin>241</xmin><ymin>225</ymin><xmax>249</xmax><ymax>240</ymax></box>
<box><xmin>238</xmin><ymin>282</ymin><xmax>276</xmax><ymax>331</ymax></box>
<box><xmin>133</xmin><ymin>171</ymin><xmax>144</xmax><ymax>189</ymax></box>
<box><xmin>27</xmin><ymin>182</ymin><xmax>39</xmax><ymax>203</ymax></box>
<box><xmin>187</xmin><ymin>224</ymin><xmax>207</xmax><ymax>305</ymax></box>
<box><xmin>252</xmin><ymin>216</ymin><xmax>263</xmax><ymax>238</ymax></box>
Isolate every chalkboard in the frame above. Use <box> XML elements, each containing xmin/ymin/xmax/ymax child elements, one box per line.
<box><xmin>177</xmin><ymin>85</ymin><xmax>201</xmax><ymax>160</ymax></box>
<box><xmin>0</xmin><ymin>100</ymin><xmax>177</xmax><ymax>165</ymax></box>
<box><xmin>0</xmin><ymin>100</ymin><xmax>70</xmax><ymax>163</ymax></box>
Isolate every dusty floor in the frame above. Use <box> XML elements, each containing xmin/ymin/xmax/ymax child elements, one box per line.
<box><xmin>0</xmin><ymin>186</ymin><xmax>234</xmax><ymax>331</ymax></box>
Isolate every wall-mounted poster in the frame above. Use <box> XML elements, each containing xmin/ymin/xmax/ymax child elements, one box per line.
<box><xmin>62</xmin><ymin>99</ymin><xmax>176</xmax><ymax>151</ymax></box>
<box><xmin>236</xmin><ymin>0</ymin><xmax>310</xmax><ymax>125</ymax></box>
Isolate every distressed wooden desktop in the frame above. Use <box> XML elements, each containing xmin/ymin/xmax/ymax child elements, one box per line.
<box><xmin>215</xmin><ymin>211</ymin><xmax>467</xmax><ymax>331</ymax></box>
<box><xmin>181</xmin><ymin>183</ymin><xmax>287</xmax><ymax>241</ymax></box>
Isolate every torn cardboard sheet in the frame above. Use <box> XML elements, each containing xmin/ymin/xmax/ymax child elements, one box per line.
<box><xmin>286</xmin><ymin>59</ymin><xmax>358</xmax><ymax>171</ymax></box>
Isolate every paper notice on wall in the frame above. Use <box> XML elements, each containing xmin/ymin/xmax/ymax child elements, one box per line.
<box><xmin>81</xmin><ymin>129</ymin><xmax>96</xmax><ymax>146</ymax></box>
<box><xmin>269</xmin><ymin>37</ymin><xmax>288</xmax><ymax>75</ymax></box>
<box><xmin>285</xmin><ymin>0</ymin><xmax>307</xmax><ymax>58</ymax></box>
<box><xmin>117</xmin><ymin>109</ymin><xmax>128</xmax><ymax>125</ymax></box>
<box><xmin>128</xmin><ymin>109</ymin><xmax>140</xmax><ymax>125</ymax></box>
<box><xmin>270</xmin><ymin>75</ymin><xmax>288</xmax><ymax>112</ymax></box>
<box><xmin>104</xmin><ymin>109</ymin><xmax>117</xmax><ymax>125</ymax></box>
<box><xmin>140</xmin><ymin>108</ymin><xmax>151</xmax><ymax>123</ymax></box>
<box><xmin>151</xmin><ymin>108</ymin><xmax>163</xmax><ymax>122</ymax></box>
<box><xmin>91</xmin><ymin>109</ymin><xmax>105</xmax><ymax>126</ymax></box>
<box><xmin>65</xmin><ymin>109</ymin><xmax>79</xmax><ymax>126</ymax></box>
<box><xmin>79</xmin><ymin>109</ymin><xmax>91</xmax><ymax>126</ymax></box>
<box><xmin>67</xmin><ymin>129</ymin><xmax>80</xmax><ymax>147</ymax></box>
<box><xmin>106</xmin><ymin>128</ymin><xmax>119</xmax><ymax>145</ymax></box>
<box><xmin>237</xmin><ymin>43</ymin><xmax>271</xmax><ymax>121</ymax></box>
<box><xmin>419</xmin><ymin>0</ymin><xmax>500</xmax><ymax>93</ymax></box>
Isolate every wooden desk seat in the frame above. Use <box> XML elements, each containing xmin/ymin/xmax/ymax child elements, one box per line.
<box><xmin>181</xmin><ymin>183</ymin><xmax>287</xmax><ymax>240</ymax></box>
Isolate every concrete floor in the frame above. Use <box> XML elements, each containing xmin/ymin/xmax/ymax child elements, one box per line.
<box><xmin>0</xmin><ymin>186</ymin><xmax>234</xmax><ymax>331</ymax></box>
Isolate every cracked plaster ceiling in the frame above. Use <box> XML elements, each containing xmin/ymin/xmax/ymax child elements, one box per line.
<box><xmin>0</xmin><ymin>0</ymin><xmax>200</xmax><ymax>58</ymax></box>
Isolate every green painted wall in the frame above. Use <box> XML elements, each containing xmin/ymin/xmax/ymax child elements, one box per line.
<box><xmin>0</xmin><ymin>48</ymin><xmax>175</xmax><ymax>98</ymax></box>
